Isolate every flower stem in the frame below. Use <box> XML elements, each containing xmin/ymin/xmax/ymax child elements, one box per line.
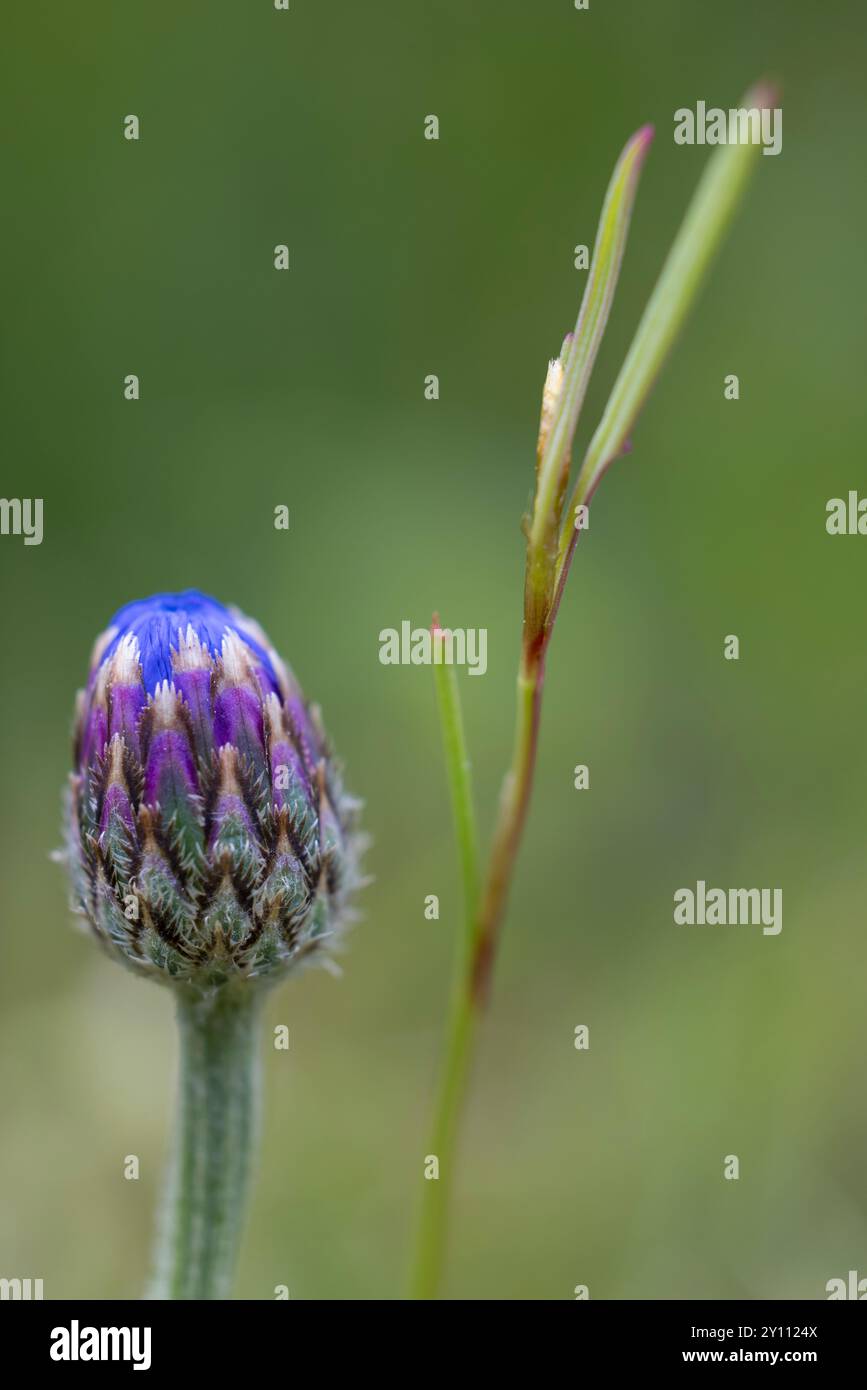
<box><xmin>149</xmin><ymin>986</ymin><xmax>262</xmax><ymax>1300</ymax></box>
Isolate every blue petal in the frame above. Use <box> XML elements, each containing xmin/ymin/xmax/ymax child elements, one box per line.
<box><xmin>99</xmin><ymin>590</ymin><xmax>278</xmax><ymax>694</ymax></box>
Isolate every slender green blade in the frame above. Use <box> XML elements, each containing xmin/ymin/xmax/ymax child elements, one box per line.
<box><xmin>431</xmin><ymin>618</ymin><xmax>480</xmax><ymax>933</ymax></box>
<box><xmin>530</xmin><ymin>123</ymin><xmax>654</xmax><ymax>553</ymax></box>
<box><xmin>558</xmin><ymin>82</ymin><xmax>777</xmax><ymax>571</ymax></box>
<box><xmin>407</xmin><ymin>620</ymin><xmax>482</xmax><ymax>1299</ymax></box>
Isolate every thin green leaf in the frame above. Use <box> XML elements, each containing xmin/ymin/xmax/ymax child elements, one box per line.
<box><xmin>557</xmin><ymin>82</ymin><xmax>777</xmax><ymax>577</ymax></box>
<box><xmin>431</xmin><ymin>618</ymin><xmax>480</xmax><ymax>933</ymax></box>
<box><xmin>530</xmin><ymin>123</ymin><xmax>654</xmax><ymax>554</ymax></box>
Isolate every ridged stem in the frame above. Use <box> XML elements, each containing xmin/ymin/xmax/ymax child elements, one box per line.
<box><xmin>149</xmin><ymin>986</ymin><xmax>262</xmax><ymax>1300</ymax></box>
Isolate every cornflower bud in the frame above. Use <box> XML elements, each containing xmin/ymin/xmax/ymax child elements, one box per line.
<box><xmin>62</xmin><ymin>590</ymin><xmax>361</xmax><ymax>990</ymax></box>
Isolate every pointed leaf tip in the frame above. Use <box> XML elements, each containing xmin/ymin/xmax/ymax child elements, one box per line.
<box><xmin>746</xmin><ymin>78</ymin><xmax>781</xmax><ymax>109</ymax></box>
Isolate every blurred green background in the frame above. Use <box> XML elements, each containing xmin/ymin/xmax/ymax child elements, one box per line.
<box><xmin>2</xmin><ymin>0</ymin><xmax>866</xmax><ymax>1300</ymax></box>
